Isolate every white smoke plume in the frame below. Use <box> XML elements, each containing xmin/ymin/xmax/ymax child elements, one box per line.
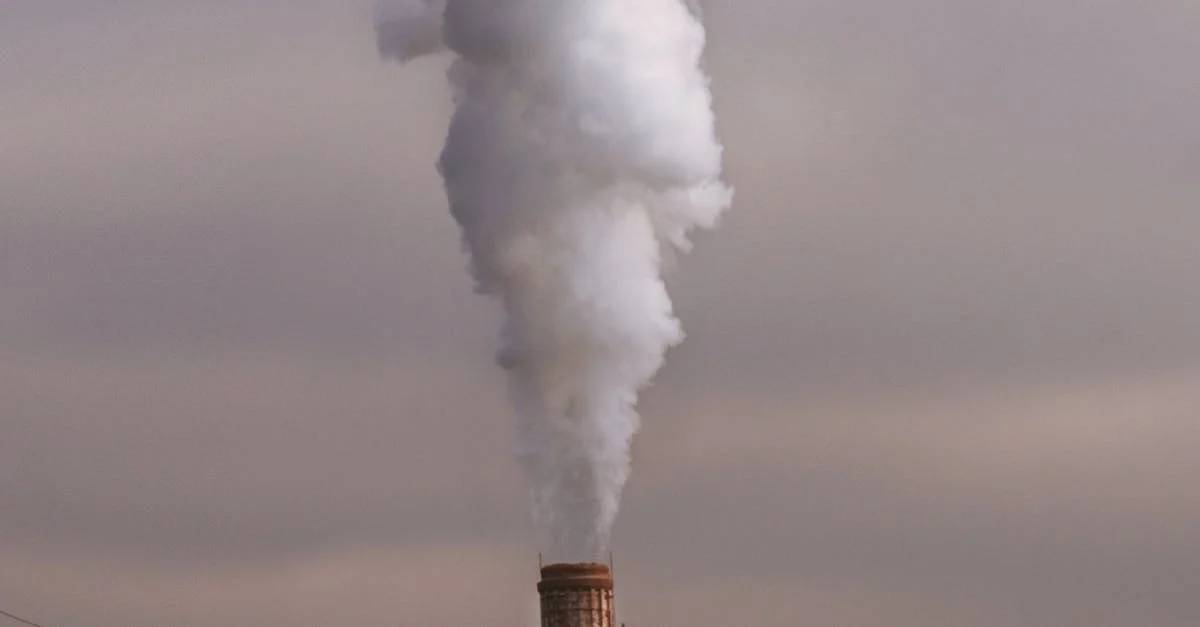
<box><xmin>377</xmin><ymin>0</ymin><xmax>732</xmax><ymax>560</ymax></box>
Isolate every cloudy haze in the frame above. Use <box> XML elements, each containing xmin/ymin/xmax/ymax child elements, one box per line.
<box><xmin>3</xmin><ymin>1</ymin><xmax>1198</xmax><ymax>626</ymax></box>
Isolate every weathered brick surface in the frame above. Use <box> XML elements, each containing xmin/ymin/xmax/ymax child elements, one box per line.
<box><xmin>538</xmin><ymin>564</ymin><xmax>614</xmax><ymax>627</ymax></box>
<box><xmin>540</xmin><ymin>587</ymin><xmax>614</xmax><ymax>627</ymax></box>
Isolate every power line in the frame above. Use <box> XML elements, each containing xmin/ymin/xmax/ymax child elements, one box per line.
<box><xmin>0</xmin><ymin>608</ymin><xmax>44</xmax><ymax>627</ymax></box>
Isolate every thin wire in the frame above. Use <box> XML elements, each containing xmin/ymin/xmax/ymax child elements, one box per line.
<box><xmin>0</xmin><ymin>608</ymin><xmax>44</xmax><ymax>627</ymax></box>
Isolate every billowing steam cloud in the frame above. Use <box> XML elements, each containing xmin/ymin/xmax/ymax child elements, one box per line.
<box><xmin>377</xmin><ymin>0</ymin><xmax>731</xmax><ymax>560</ymax></box>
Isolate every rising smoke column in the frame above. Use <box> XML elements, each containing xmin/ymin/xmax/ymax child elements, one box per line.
<box><xmin>377</xmin><ymin>0</ymin><xmax>731</xmax><ymax>560</ymax></box>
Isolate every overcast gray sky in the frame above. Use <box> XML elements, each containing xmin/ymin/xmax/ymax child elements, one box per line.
<box><xmin>3</xmin><ymin>1</ymin><xmax>1199</xmax><ymax>625</ymax></box>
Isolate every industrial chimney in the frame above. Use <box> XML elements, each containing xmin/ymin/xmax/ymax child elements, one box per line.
<box><xmin>537</xmin><ymin>563</ymin><xmax>615</xmax><ymax>627</ymax></box>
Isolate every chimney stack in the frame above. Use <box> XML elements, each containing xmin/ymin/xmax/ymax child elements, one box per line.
<box><xmin>537</xmin><ymin>563</ymin><xmax>614</xmax><ymax>627</ymax></box>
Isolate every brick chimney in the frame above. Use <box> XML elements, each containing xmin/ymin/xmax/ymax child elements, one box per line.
<box><xmin>537</xmin><ymin>563</ymin><xmax>614</xmax><ymax>627</ymax></box>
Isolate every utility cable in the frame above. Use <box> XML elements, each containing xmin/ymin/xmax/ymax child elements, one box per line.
<box><xmin>0</xmin><ymin>608</ymin><xmax>44</xmax><ymax>627</ymax></box>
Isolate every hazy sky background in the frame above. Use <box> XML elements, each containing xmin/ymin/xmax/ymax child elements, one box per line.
<box><xmin>3</xmin><ymin>1</ymin><xmax>1198</xmax><ymax>625</ymax></box>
